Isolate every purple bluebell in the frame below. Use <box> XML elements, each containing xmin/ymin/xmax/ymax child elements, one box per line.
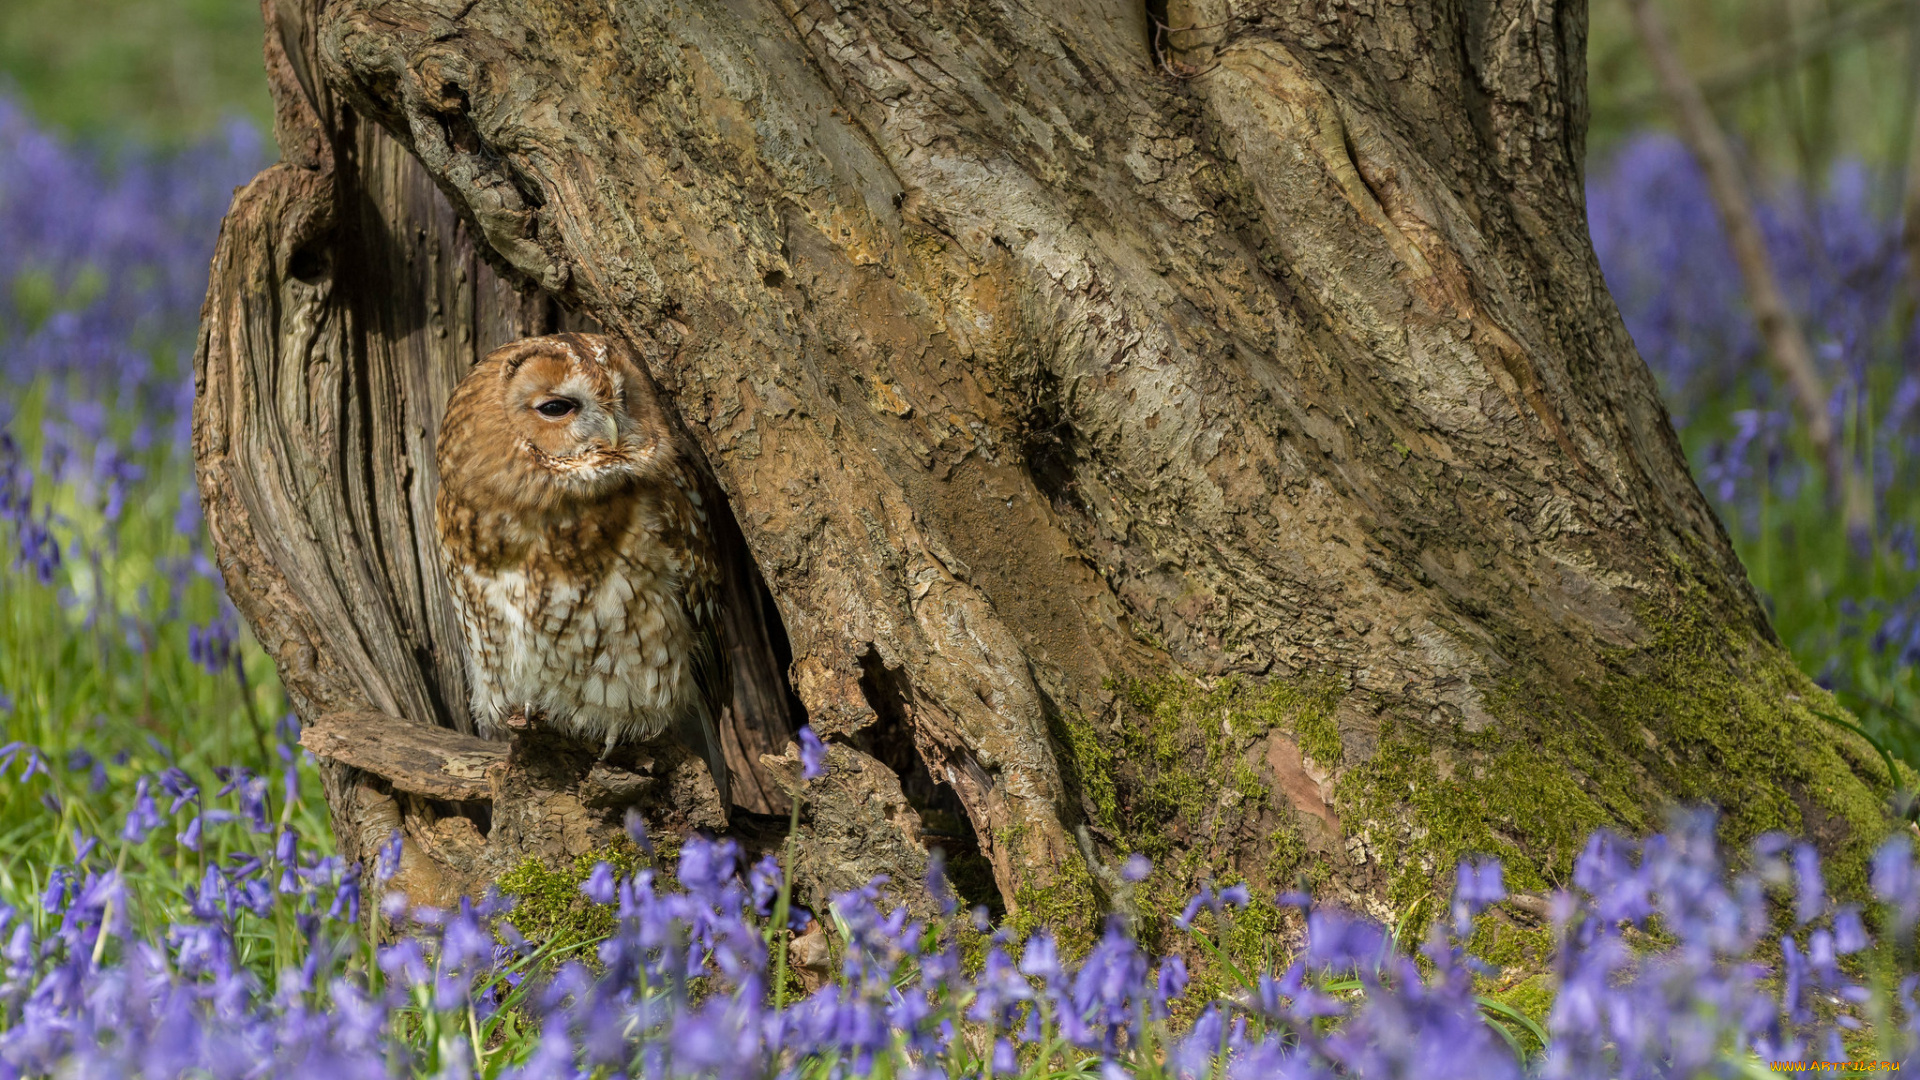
<box><xmin>623</xmin><ymin>807</ymin><xmax>654</xmax><ymax>854</ymax></box>
<box><xmin>374</xmin><ymin>830</ymin><xmax>402</xmax><ymax>884</ymax></box>
<box><xmin>580</xmin><ymin>862</ymin><xmax>617</xmax><ymax>906</ymax></box>
<box><xmin>797</xmin><ymin>725</ymin><xmax>827</xmax><ymax>781</ymax></box>
<box><xmin>1451</xmin><ymin>857</ymin><xmax>1506</xmax><ymax>937</ymax></box>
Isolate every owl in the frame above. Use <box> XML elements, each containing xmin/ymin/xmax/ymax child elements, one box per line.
<box><xmin>434</xmin><ymin>332</ymin><xmax>729</xmax><ymax>812</ymax></box>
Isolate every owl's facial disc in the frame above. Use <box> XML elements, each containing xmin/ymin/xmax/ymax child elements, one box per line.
<box><xmin>505</xmin><ymin>351</ymin><xmax>657</xmax><ymax>497</ymax></box>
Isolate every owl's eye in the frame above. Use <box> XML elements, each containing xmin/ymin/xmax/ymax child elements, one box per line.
<box><xmin>533</xmin><ymin>398</ymin><xmax>579</xmax><ymax>419</ymax></box>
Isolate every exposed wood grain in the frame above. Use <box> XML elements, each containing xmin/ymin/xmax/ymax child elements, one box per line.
<box><xmin>300</xmin><ymin>712</ymin><xmax>505</xmax><ymax>801</ymax></box>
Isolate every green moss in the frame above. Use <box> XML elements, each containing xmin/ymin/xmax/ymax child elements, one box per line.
<box><xmin>1337</xmin><ymin>722</ymin><xmax>1619</xmax><ymax>905</ymax></box>
<box><xmin>1466</xmin><ymin>917</ymin><xmax>1554</xmax><ymax>975</ymax></box>
<box><xmin>1026</xmin><ymin>672</ymin><xmax>1344</xmax><ymax>978</ymax></box>
<box><xmin>1245</xmin><ymin>676</ymin><xmax>1344</xmax><ymax>768</ymax></box>
<box><xmin>1010</xmin><ymin>851</ymin><xmax>1103</xmax><ymax>957</ymax></box>
<box><xmin>1584</xmin><ymin>591</ymin><xmax>1889</xmax><ymax>897</ymax></box>
<box><xmin>1482</xmin><ymin>972</ymin><xmax>1556</xmax><ymax>1056</ymax></box>
<box><xmin>495</xmin><ymin>842</ymin><xmax>658</xmax><ymax>948</ymax></box>
<box><xmin>1102</xmin><ymin>671</ymin><xmax>1343</xmax><ymax>859</ymax></box>
<box><xmin>1054</xmin><ymin>709</ymin><xmax>1119</xmax><ymax>834</ymax></box>
<box><xmin>1266</xmin><ymin>825</ymin><xmax>1309</xmax><ymax>882</ymax></box>
<box><xmin>1334</xmin><ymin>583</ymin><xmax>1893</xmax><ymax>910</ymax></box>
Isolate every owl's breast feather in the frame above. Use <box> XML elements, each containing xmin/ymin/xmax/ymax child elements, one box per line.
<box><xmin>454</xmin><ymin>504</ymin><xmax>699</xmax><ymax>745</ymax></box>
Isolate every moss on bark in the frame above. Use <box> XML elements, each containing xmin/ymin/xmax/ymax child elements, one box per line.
<box><xmin>1337</xmin><ymin>585</ymin><xmax>1896</xmax><ymax>910</ymax></box>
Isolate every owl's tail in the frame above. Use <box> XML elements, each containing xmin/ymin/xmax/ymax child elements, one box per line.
<box><xmin>674</xmin><ymin>704</ymin><xmax>731</xmax><ymax>822</ymax></box>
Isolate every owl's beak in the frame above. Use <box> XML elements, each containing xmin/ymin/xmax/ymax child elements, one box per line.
<box><xmin>589</xmin><ymin>411</ymin><xmax>619</xmax><ymax>451</ymax></box>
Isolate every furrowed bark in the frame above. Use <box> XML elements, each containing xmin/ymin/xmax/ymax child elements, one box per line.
<box><xmin>199</xmin><ymin>0</ymin><xmax>1896</xmax><ymax>933</ymax></box>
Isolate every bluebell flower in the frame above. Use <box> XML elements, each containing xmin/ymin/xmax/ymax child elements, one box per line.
<box><xmin>797</xmin><ymin>725</ymin><xmax>827</xmax><ymax>781</ymax></box>
<box><xmin>1792</xmin><ymin>842</ymin><xmax>1827</xmax><ymax>925</ymax></box>
<box><xmin>1018</xmin><ymin>931</ymin><xmax>1062</xmax><ymax>985</ymax></box>
<box><xmin>923</xmin><ymin>850</ymin><xmax>957</xmax><ymax>917</ymax></box>
<box><xmin>120</xmin><ymin>778</ymin><xmax>162</xmax><ymax>843</ymax></box>
<box><xmin>374</xmin><ymin>829</ymin><xmax>403</xmax><ymax>884</ymax></box>
<box><xmin>748</xmin><ymin>853</ymin><xmax>781</xmax><ymax>917</ymax></box>
<box><xmin>967</xmin><ymin>945</ymin><xmax>1030</xmax><ymax>1026</ymax></box>
<box><xmin>677</xmin><ymin>836</ymin><xmax>740</xmax><ymax>898</ymax></box>
<box><xmin>623</xmin><ymin>807</ymin><xmax>654</xmax><ymax>854</ymax></box>
<box><xmin>1833</xmin><ymin>904</ymin><xmax>1868</xmax><ymax>954</ymax></box>
<box><xmin>1152</xmin><ymin>955</ymin><xmax>1187</xmax><ymax>1017</ymax></box>
<box><xmin>1450</xmin><ymin>857</ymin><xmax>1505</xmax><ymax>937</ymax></box>
<box><xmin>41</xmin><ymin>868</ymin><xmax>72</xmax><ymax>915</ymax></box>
<box><xmin>1304</xmin><ymin>907</ymin><xmax>1386</xmax><ymax>972</ymax></box>
<box><xmin>1871</xmin><ymin>837</ymin><xmax>1917</xmax><ymax>938</ymax></box>
<box><xmin>1065</xmin><ymin>920</ymin><xmax>1149</xmax><ymax>1050</ymax></box>
<box><xmin>581</xmin><ymin>862</ymin><xmax>617</xmax><ymax>906</ymax></box>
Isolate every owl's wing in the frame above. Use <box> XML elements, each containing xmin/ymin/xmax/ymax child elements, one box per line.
<box><xmin>674</xmin><ymin>590</ymin><xmax>733</xmax><ymax>818</ymax></box>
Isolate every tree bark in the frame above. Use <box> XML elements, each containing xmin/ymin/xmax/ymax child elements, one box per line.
<box><xmin>198</xmin><ymin>0</ymin><xmax>1896</xmax><ymax>931</ymax></box>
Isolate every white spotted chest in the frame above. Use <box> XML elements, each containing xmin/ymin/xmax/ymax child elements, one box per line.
<box><xmin>454</xmin><ymin>504</ymin><xmax>700</xmax><ymax>748</ymax></box>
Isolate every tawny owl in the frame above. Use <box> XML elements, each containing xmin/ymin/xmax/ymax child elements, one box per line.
<box><xmin>434</xmin><ymin>332</ymin><xmax>729</xmax><ymax>811</ymax></box>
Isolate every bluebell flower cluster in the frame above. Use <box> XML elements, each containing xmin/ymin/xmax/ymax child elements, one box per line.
<box><xmin>1589</xmin><ymin>134</ymin><xmax>1911</xmax><ymax>450</ymax></box>
<box><xmin>1588</xmin><ymin>133</ymin><xmax>1915</xmax><ymax>525</ymax></box>
<box><xmin>1</xmin><ymin>712</ymin><xmax>1916</xmax><ymax>1077</ymax></box>
<box><xmin>0</xmin><ymin>94</ymin><xmax>264</xmax><ymax>664</ymax></box>
<box><xmin>0</xmin><ymin>97</ymin><xmax>263</xmax><ymax>409</ymax></box>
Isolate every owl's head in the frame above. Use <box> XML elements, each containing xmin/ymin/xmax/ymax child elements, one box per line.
<box><xmin>439</xmin><ymin>333</ymin><xmax>682</xmax><ymax>514</ymax></box>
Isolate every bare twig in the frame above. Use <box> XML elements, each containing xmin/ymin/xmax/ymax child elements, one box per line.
<box><xmin>1624</xmin><ymin>0</ymin><xmax>1873</xmax><ymax>536</ymax></box>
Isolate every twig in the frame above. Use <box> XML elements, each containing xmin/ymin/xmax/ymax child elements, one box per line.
<box><xmin>1624</xmin><ymin>0</ymin><xmax>1874</xmax><ymax>537</ymax></box>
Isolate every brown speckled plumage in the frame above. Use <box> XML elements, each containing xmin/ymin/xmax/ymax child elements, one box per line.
<box><xmin>435</xmin><ymin>333</ymin><xmax>729</xmax><ymax>810</ymax></box>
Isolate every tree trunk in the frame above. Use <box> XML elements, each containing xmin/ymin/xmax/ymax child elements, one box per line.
<box><xmin>197</xmin><ymin>0</ymin><xmax>1895</xmax><ymax>932</ymax></box>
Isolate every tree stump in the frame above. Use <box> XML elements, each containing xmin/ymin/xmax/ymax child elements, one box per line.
<box><xmin>195</xmin><ymin>0</ymin><xmax>1897</xmax><ymax>933</ymax></box>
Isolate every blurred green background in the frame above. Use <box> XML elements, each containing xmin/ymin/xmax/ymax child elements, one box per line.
<box><xmin>1588</xmin><ymin>0</ymin><xmax>1920</xmax><ymax>181</ymax></box>
<box><xmin>0</xmin><ymin>0</ymin><xmax>272</xmax><ymax>142</ymax></box>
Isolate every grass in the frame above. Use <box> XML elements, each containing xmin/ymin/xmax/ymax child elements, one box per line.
<box><xmin>1676</xmin><ymin>379</ymin><xmax>1920</xmax><ymax>780</ymax></box>
<box><xmin>0</xmin><ymin>375</ymin><xmax>328</xmax><ymax>989</ymax></box>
